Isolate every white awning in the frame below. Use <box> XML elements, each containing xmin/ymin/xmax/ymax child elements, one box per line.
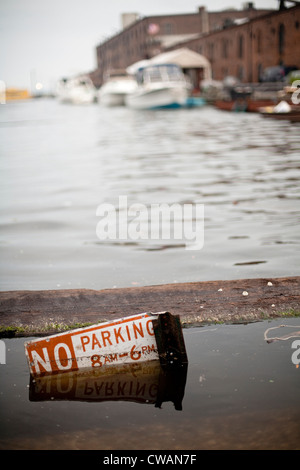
<box><xmin>127</xmin><ymin>48</ymin><xmax>212</xmax><ymax>80</ymax></box>
<box><xmin>150</xmin><ymin>48</ymin><xmax>211</xmax><ymax>70</ymax></box>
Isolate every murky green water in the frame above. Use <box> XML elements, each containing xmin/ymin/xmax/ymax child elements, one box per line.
<box><xmin>0</xmin><ymin>318</ymin><xmax>299</xmax><ymax>450</ymax></box>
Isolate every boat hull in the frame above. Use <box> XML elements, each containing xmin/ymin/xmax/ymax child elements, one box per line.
<box><xmin>258</xmin><ymin>102</ymin><xmax>300</xmax><ymax>122</ymax></box>
<box><xmin>100</xmin><ymin>92</ymin><xmax>127</xmax><ymax>107</ymax></box>
<box><xmin>56</xmin><ymin>77</ymin><xmax>96</xmax><ymax>105</ymax></box>
<box><xmin>214</xmin><ymin>99</ymin><xmax>276</xmax><ymax>113</ymax></box>
<box><xmin>259</xmin><ymin>110</ymin><xmax>300</xmax><ymax>122</ymax></box>
<box><xmin>68</xmin><ymin>89</ymin><xmax>95</xmax><ymax>105</ymax></box>
<box><xmin>126</xmin><ymin>85</ymin><xmax>188</xmax><ymax>110</ymax></box>
<box><xmin>99</xmin><ymin>79</ymin><xmax>137</xmax><ymax>107</ymax></box>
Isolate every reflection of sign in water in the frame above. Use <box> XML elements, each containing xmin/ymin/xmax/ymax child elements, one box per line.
<box><xmin>0</xmin><ymin>340</ymin><xmax>6</xmax><ymax>364</ymax></box>
<box><xmin>25</xmin><ymin>311</ymin><xmax>188</xmax><ymax>377</ymax></box>
<box><xmin>29</xmin><ymin>361</ymin><xmax>188</xmax><ymax>410</ymax></box>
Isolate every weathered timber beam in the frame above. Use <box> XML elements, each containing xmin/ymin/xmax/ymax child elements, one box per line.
<box><xmin>0</xmin><ymin>277</ymin><xmax>299</xmax><ymax>336</ymax></box>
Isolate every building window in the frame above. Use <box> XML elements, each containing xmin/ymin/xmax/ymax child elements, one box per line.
<box><xmin>222</xmin><ymin>39</ymin><xmax>229</xmax><ymax>58</ymax></box>
<box><xmin>256</xmin><ymin>29</ymin><xmax>262</xmax><ymax>54</ymax></box>
<box><xmin>237</xmin><ymin>65</ymin><xmax>244</xmax><ymax>80</ymax></box>
<box><xmin>257</xmin><ymin>63</ymin><xmax>263</xmax><ymax>81</ymax></box>
<box><xmin>222</xmin><ymin>66</ymin><xmax>228</xmax><ymax>77</ymax></box>
<box><xmin>238</xmin><ymin>35</ymin><xmax>244</xmax><ymax>59</ymax></box>
<box><xmin>163</xmin><ymin>22</ymin><xmax>175</xmax><ymax>34</ymax></box>
<box><xmin>278</xmin><ymin>23</ymin><xmax>285</xmax><ymax>55</ymax></box>
<box><xmin>208</xmin><ymin>42</ymin><xmax>214</xmax><ymax>60</ymax></box>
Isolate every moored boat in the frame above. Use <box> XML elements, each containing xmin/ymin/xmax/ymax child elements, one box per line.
<box><xmin>98</xmin><ymin>70</ymin><xmax>137</xmax><ymax>106</ymax></box>
<box><xmin>56</xmin><ymin>75</ymin><xmax>96</xmax><ymax>105</ymax></box>
<box><xmin>214</xmin><ymin>98</ymin><xmax>277</xmax><ymax>113</ymax></box>
<box><xmin>213</xmin><ymin>80</ymin><xmax>283</xmax><ymax>113</ymax></box>
<box><xmin>258</xmin><ymin>100</ymin><xmax>300</xmax><ymax>122</ymax></box>
<box><xmin>125</xmin><ymin>63</ymin><xmax>191</xmax><ymax>110</ymax></box>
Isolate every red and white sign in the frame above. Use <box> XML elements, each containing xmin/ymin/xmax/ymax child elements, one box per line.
<box><xmin>25</xmin><ymin>313</ymin><xmax>159</xmax><ymax>376</ymax></box>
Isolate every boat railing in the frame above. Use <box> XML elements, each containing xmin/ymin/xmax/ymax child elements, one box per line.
<box><xmin>141</xmin><ymin>64</ymin><xmax>185</xmax><ymax>85</ymax></box>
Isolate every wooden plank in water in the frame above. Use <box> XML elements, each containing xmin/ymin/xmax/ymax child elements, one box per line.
<box><xmin>0</xmin><ymin>277</ymin><xmax>299</xmax><ymax>336</ymax></box>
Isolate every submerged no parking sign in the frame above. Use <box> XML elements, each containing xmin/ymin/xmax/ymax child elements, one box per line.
<box><xmin>25</xmin><ymin>313</ymin><xmax>160</xmax><ymax>376</ymax></box>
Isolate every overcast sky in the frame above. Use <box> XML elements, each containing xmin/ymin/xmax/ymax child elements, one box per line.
<box><xmin>0</xmin><ymin>0</ymin><xmax>278</xmax><ymax>91</ymax></box>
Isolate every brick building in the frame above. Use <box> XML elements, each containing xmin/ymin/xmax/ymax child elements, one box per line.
<box><xmin>89</xmin><ymin>3</ymin><xmax>300</xmax><ymax>87</ymax></box>
<box><xmin>170</xmin><ymin>4</ymin><xmax>300</xmax><ymax>83</ymax></box>
<box><xmin>90</xmin><ymin>3</ymin><xmax>273</xmax><ymax>87</ymax></box>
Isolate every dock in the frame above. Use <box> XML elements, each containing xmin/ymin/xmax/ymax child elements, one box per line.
<box><xmin>0</xmin><ymin>276</ymin><xmax>299</xmax><ymax>337</ymax></box>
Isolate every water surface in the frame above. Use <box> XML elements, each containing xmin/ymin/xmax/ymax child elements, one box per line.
<box><xmin>0</xmin><ymin>99</ymin><xmax>299</xmax><ymax>290</ymax></box>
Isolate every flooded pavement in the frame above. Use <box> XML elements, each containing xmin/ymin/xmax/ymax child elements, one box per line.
<box><xmin>0</xmin><ymin>99</ymin><xmax>300</xmax><ymax>291</ymax></box>
<box><xmin>0</xmin><ymin>318</ymin><xmax>299</xmax><ymax>450</ymax></box>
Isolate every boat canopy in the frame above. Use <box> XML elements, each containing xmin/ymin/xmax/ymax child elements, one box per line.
<box><xmin>150</xmin><ymin>48</ymin><xmax>211</xmax><ymax>80</ymax></box>
<box><xmin>136</xmin><ymin>64</ymin><xmax>185</xmax><ymax>85</ymax></box>
<box><xmin>126</xmin><ymin>60</ymin><xmax>151</xmax><ymax>75</ymax></box>
<box><xmin>127</xmin><ymin>48</ymin><xmax>212</xmax><ymax>80</ymax></box>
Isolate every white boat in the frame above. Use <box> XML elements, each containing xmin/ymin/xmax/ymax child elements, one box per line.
<box><xmin>98</xmin><ymin>70</ymin><xmax>137</xmax><ymax>106</ymax></box>
<box><xmin>56</xmin><ymin>75</ymin><xmax>96</xmax><ymax>105</ymax></box>
<box><xmin>125</xmin><ymin>63</ymin><xmax>191</xmax><ymax>110</ymax></box>
<box><xmin>56</xmin><ymin>78</ymin><xmax>70</xmax><ymax>103</ymax></box>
